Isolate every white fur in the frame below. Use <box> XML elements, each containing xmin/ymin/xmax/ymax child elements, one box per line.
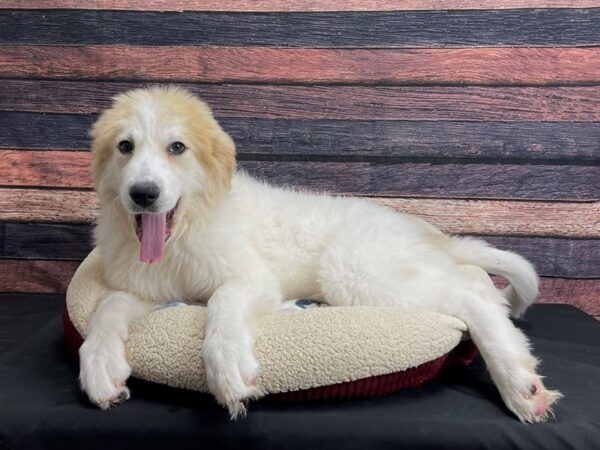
<box><xmin>80</xmin><ymin>88</ymin><xmax>561</xmax><ymax>422</ymax></box>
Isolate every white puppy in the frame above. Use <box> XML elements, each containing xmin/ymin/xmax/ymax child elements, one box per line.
<box><xmin>80</xmin><ymin>86</ymin><xmax>561</xmax><ymax>422</ymax></box>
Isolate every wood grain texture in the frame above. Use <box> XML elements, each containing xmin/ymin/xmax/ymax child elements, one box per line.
<box><xmin>0</xmin><ymin>189</ymin><xmax>99</xmax><ymax>223</ymax></box>
<box><xmin>2</xmin><ymin>189</ymin><xmax>598</xmax><ymax>238</ymax></box>
<box><xmin>3</xmin><ymin>0</ymin><xmax>599</xmax><ymax>12</ymax></box>
<box><xmin>0</xmin><ymin>150</ymin><xmax>92</xmax><ymax>189</ymax></box>
<box><xmin>2</xmin><ymin>223</ymin><xmax>93</xmax><ymax>260</ymax></box>
<box><xmin>240</xmin><ymin>161</ymin><xmax>600</xmax><ymax>201</ymax></box>
<box><xmin>372</xmin><ymin>198</ymin><xmax>600</xmax><ymax>238</ymax></box>
<box><xmin>494</xmin><ymin>278</ymin><xmax>600</xmax><ymax>318</ymax></box>
<box><xmin>1</xmin><ymin>10</ymin><xmax>599</xmax><ymax>47</ymax></box>
<box><xmin>0</xmin><ymin>113</ymin><xmax>95</xmax><ymax>150</ymax></box>
<box><xmin>535</xmin><ymin>279</ymin><xmax>600</xmax><ymax>317</ymax></box>
<box><xmin>3</xmin><ymin>150</ymin><xmax>599</xmax><ymax>200</ymax></box>
<box><xmin>0</xmin><ymin>259</ymin><xmax>79</xmax><ymax>293</ymax></box>
<box><xmin>3</xmin><ymin>113</ymin><xmax>600</xmax><ymax>162</ymax></box>
<box><xmin>484</xmin><ymin>236</ymin><xmax>600</xmax><ymax>278</ymax></box>
<box><xmin>3</xmin><ymin>81</ymin><xmax>600</xmax><ymax>122</ymax></box>
<box><xmin>4</xmin><ymin>46</ymin><xmax>600</xmax><ymax>85</ymax></box>
<box><xmin>2</xmin><ymin>222</ymin><xmax>598</xmax><ymax>277</ymax></box>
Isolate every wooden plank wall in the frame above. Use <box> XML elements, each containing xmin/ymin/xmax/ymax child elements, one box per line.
<box><xmin>0</xmin><ymin>1</ymin><xmax>599</xmax><ymax>318</ymax></box>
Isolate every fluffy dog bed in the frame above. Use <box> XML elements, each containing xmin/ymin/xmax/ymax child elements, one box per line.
<box><xmin>64</xmin><ymin>249</ymin><xmax>482</xmax><ymax>401</ymax></box>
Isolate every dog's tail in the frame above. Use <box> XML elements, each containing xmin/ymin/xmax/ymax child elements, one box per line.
<box><xmin>444</xmin><ymin>236</ymin><xmax>539</xmax><ymax>318</ymax></box>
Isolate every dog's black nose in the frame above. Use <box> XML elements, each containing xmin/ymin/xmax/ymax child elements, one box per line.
<box><xmin>130</xmin><ymin>182</ymin><xmax>160</xmax><ymax>208</ymax></box>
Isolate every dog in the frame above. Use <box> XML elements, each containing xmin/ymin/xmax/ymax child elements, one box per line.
<box><xmin>80</xmin><ymin>85</ymin><xmax>561</xmax><ymax>422</ymax></box>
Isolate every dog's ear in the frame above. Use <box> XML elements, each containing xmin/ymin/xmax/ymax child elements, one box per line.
<box><xmin>210</xmin><ymin>127</ymin><xmax>237</xmax><ymax>193</ymax></box>
<box><xmin>90</xmin><ymin>110</ymin><xmax>117</xmax><ymax>193</ymax></box>
<box><xmin>200</xmin><ymin>125</ymin><xmax>237</xmax><ymax>199</ymax></box>
<box><xmin>186</xmin><ymin>96</ymin><xmax>237</xmax><ymax>200</ymax></box>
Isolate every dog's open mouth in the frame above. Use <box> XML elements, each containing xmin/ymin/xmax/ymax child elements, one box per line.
<box><xmin>135</xmin><ymin>203</ymin><xmax>178</xmax><ymax>264</ymax></box>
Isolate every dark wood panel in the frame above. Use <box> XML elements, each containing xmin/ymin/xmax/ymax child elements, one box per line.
<box><xmin>0</xmin><ymin>113</ymin><xmax>94</xmax><ymax>150</ymax></box>
<box><xmin>3</xmin><ymin>150</ymin><xmax>599</xmax><ymax>200</ymax></box>
<box><xmin>2</xmin><ymin>221</ymin><xmax>599</xmax><ymax>276</ymax></box>
<box><xmin>3</xmin><ymin>81</ymin><xmax>600</xmax><ymax>122</ymax></box>
<box><xmin>3</xmin><ymin>1</ymin><xmax>598</xmax><ymax>11</ymax></box>
<box><xmin>1</xmin><ymin>10</ymin><xmax>599</xmax><ymax>47</ymax></box>
<box><xmin>484</xmin><ymin>236</ymin><xmax>600</xmax><ymax>278</ymax></box>
<box><xmin>2</xmin><ymin>189</ymin><xmax>598</xmax><ymax>238</ymax></box>
<box><xmin>240</xmin><ymin>161</ymin><xmax>600</xmax><ymax>201</ymax></box>
<box><xmin>2</xmin><ymin>223</ymin><xmax>93</xmax><ymax>260</ymax></box>
<box><xmin>4</xmin><ymin>46</ymin><xmax>600</xmax><ymax>85</ymax></box>
<box><xmin>3</xmin><ymin>113</ymin><xmax>600</xmax><ymax>161</ymax></box>
<box><xmin>0</xmin><ymin>259</ymin><xmax>79</xmax><ymax>293</ymax></box>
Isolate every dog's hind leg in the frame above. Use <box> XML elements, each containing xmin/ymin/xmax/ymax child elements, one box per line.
<box><xmin>79</xmin><ymin>291</ymin><xmax>153</xmax><ymax>409</ymax></box>
<box><xmin>317</xmin><ymin>237</ymin><xmax>561</xmax><ymax>422</ymax></box>
<box><xmin>438</xmin><ymin>283</ymin><xmax>562</xmax><ymax>423</ymax></box>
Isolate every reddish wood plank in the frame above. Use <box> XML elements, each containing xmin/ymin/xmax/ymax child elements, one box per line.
<box><xmin>0</xmin><ymin>259</ymin><xmax>79</xmax><ymax>293</ymax></box>
<box><xmin>2</xmin><ymin>189</ymin><xmax>598</xmax><ymax>238</ymax></box>
<box><xmin>3</xmin><ymin>150</ymin><xmax>598</xmax><ymax>200</ymax></box>
<box><xmin>0</xmin><ymin>189</ymin><xmax>99</xmax><ymax>223</ymax></box>
<box><xmin>2</xmin><ymin>0</ymin><xmax>597</xmax><ymax>11</ymax></box>
<box><xmin>373</xmin><ymin>198</ymin><xmax>600</xmax><ymax>238</ymax></box>
<box><xmin>3</xmin><ymin>46</ymin><xmax>600</xmax><ymax>85</ymax></box>
<box><xmin>3</xmin><ymin>80</ymin><xmax>600</xmax><ymax>122</ymax></box>
<box><xmin>493</xmin><ymin>278</ymin><xmax>600</xmax><ymax>318</ymax></box>
<box><xmin>0</xmin><ymin>150</ymin><xmax>92</xmax><ymax>189</ymax></box>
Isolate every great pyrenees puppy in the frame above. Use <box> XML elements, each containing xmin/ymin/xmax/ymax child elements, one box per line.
<box><xmin>80</xmin><ymin>86</ymin><xmax>561</xmax><ymax>422</ymax></box>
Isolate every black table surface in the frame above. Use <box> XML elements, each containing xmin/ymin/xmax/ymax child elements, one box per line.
<box><xmin>0</xmin><ymin>293</ymin><xmax>599</xmax><ymax>450</ymax></box>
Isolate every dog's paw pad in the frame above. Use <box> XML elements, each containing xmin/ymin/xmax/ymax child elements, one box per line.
<box><xmin>516</xmin><ymin>381</ymin><xmax>562</xmax><ymax>423</ymax></box>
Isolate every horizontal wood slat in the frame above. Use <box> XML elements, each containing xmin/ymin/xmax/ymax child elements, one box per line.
<box><xmin>2</xmin><ymin>10</ymin><xmax>599</xmax><ymax>47</ymax></box>
<box><xmin>1</xmin><ymin>150</ymin><xmax>91</xmax><ymax>189</ymax></box>
<box><xmin>3</xmin><ymin>150</ymin><xmax>599</xmax><ymax>200</ymax></box>
<box><xmin>372</xmin><ymin>198</ymin><xmax>600</xmax><ymax>238</ymax></box>
<box><xmin>2</xmin><ymin>223</ymin><xmax>600</xmax><ymax>278</ymax></box>
<box><xmin>483</xmin><ymin>236</ymin><xmax>600</xmax><ymax>278</ymax></box>
<box><xmin>4</xmin><ymin>46</ymin><xmax>600</xmax><ymax>85</ymax></box>
<box><xmin>242</xmin><ymin>161</ymin><xmax>600</xmax><ymax>201</ymax></box>
<box><xmin>0</xmin><ymin>258</ymin><xmax>596</xmax><ymax>317</ymax></box>
<box><xmin>3</xmin><ymin>113</ymin><xmax>600</xmax><ymax>162</ymax></box>
<box><xmin>497</xmin><ymin>278</ymin><xmax>600</xmax><ymax>319</ymax></box>
<box><xmin>2</xmin><ymin>189</ymin><xmax>598</xmax><ymax>238</ymax></box>
<box><xmin>0</xmin><ymin>189</ymin><xmax>98</xmax><ymax>223</ymax></box>
<box><xmin>0</xmin><ymin>259</ymin><xmax>79</xmax><ymax>294</ymax></box>
<box><xmin>3</xmin><ymin>1</ymin><xmax>599</xmax><ymax>12</ymax></box>
<box><xmin>3</xmin><ymin>81</ymin><xmax>600</xmax><ymax>122</ymax></box>
<box><xmin>2</xmin><ymin>223</ymin><xmax>93</xmax><ymax>260</ymax></box>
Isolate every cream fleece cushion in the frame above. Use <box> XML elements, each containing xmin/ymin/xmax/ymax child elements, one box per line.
<box><xmin>66</xmin><ymin>248</ymin><xmax>488</xmax><ymax>395</ymax></box>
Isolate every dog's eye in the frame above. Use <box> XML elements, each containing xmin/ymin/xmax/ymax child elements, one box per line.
<box><xmin>118</xmin><ymin>140</ymin><xmax>134</xmax><ymax>154</ymax></box>
<box><xmin>169</xmin><ymin>141</ymin><xmax>186</xmax><ymax>155</ymax></box>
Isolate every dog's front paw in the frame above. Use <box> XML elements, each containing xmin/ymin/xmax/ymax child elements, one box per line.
<box><xmin>203</xmin><ymin>335</ymin><xmax>265</xmax><ymax>419</ymax></box>
<box><xmin>79</xmin><ymin>330</ymin><xmax>132</xmax><ymax>409</ymax></box>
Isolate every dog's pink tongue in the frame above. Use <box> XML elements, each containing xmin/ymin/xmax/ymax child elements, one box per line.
<box><xmin>140</xmin><ymin>213</ymin><xmax>167</xmax><ymax>263</ymax></box>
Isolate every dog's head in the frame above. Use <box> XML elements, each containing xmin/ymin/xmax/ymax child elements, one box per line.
<box><xmin>91</xmin><ymin>86</ymin><xmax>236</xmax><ymax>263</ymax></box>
